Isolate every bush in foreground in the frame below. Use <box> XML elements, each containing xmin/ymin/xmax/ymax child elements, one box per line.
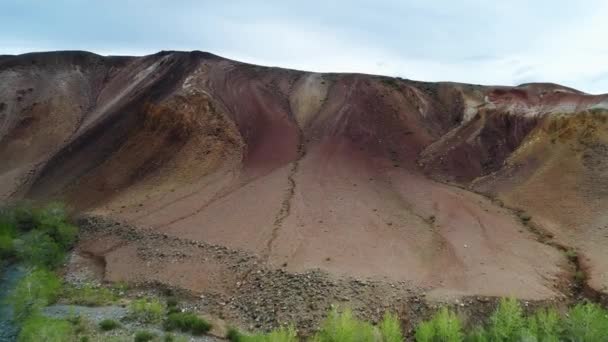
<box><xmin>99</xmin><ymin>319</ymin><xmax>121</xmax><ymax>331</ymax></box>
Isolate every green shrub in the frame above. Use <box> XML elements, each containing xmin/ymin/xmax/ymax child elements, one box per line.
<box><xmin>563</xmin><ymin>302</ymin><xmax>608</xmax><ymax>341</ymax></box>
<box><xmin>18</xmin><ymin>315</ymin><xmax>74</xmax><ymax>342</ymax></box>
<box><xmin>9</xmin><ymin>268</ymin><xmax>62</xmax><ymax>320</ymax></box>
<box><xmin>63</xmin><ymin>283</ymin><xmax>117</xmax><ymax>306</ymax></box>
<box><xmin>99</xmin><ymin>319</ymin><xmax>121</xmax><ymax>331</ymax></box>
<box><xmin>164</xmin><ymin>312</ymin><xmax>211</xmax><ymax>335</ymax></box>
<box><xmin>415</xmin><ymin>307</ymin><xmax>463</xmax><ymax>342</ymax></box>
<box><xmin>33</xmin><ymin>203</ymin><xmax>78</xmax><ymax>249</ymax></box>
<box><xmin>227</xmin><ymin>327</ymin><xmax>244</xmax><ymax>341</ymax></box>
<box><xmin>487</xmin><ymin>298</ymin><xmax>525</xmax><ymax>341</ymax></box>
<box><xmin>14</xmin><ymin>230</ymin><xmax>65</xmax><ymax>268</ymax></box>
<box><xmin>527</xmin><ymin>308</ymin><xmax>561</xmax><ymax>342</ymax></box>
<box><xmin>134</xmin><ymin>330</ymin><xmax>157</xmax><ymax>342</ymax></box>
<box><xmin>312</xmin><ymin>307</ymin><xmax>375</xmax><ymax>342</ymax></box>
<box><xmin>379</xmin><ymin>312</ymin><xmax>403</xmax><ymax>342</ymax></box>
<box><xmin>128</xmin><ymin>298</ymin><xmax>165</xmax><ymax>323</ymax></box>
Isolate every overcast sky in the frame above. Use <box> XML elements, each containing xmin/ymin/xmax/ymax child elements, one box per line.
<box><xmin>2</xmin><ymin>0</ymin><xmax>608</xmax><ymax>94</ymax></box>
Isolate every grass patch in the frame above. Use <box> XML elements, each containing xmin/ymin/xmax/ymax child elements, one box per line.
<box><xmin>63</xmin><ymin>283</ymin><xmax>117</xmax><ymax>306</ymax></box>
<box><xmin>17</xmin><ymin>315</ymin><xmax>74</xmax><ymax>342</ymax></box>
<box><xmin>134</xmin><ymin>330</ymin><xmax>157</xmax><ymax>342</ymax></box>
<box><xmin>99</xmin><ymin>318</ymin><xmax>121</xmax><ymax>331</ymax></box>
<box><xmin>128</xmin><ymin>298</ymin><xmax>165</xmax><ymax>323</ymax></box>
<box><xmin>164</xmin><ymin>311</ymin><xmax>212</xmax><ymax>335</ymax></box>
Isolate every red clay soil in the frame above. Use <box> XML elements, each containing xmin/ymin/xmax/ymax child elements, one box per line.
<box><xmin>2</xmin><ymin>51</ymin><xmax>608</xmax><ymax>303</ymax></box>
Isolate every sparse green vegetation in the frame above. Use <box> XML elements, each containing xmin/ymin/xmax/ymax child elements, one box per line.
<box><xmin>99</xmin><ymin>319</ymin><xmax>121</xmax><ymax>331</ymax></box>
<box><xmin>128</xmin><ymin>298</ymin><xmax>165</xmax><ymax>323</ymax></box>
<box><xmin>230</xmin><ymin>299</ymin><xmax>608</xmax><ymax>342</ymax></box>
<box><xmin>564</xmin><ymin>249</ymin><xmax>578</xmax><ymax>262</ymax></box>
<box><xmin>229</xmin><ymin>325</ymin><xmax>298</xmax><ymax>342</ymax></box>
<box><xmin>163</xmin><ymin>312</ymin><xmax>212</xmax><ymax>335</ymax></box>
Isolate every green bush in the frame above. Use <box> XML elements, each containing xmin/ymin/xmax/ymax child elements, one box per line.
<box><xmin>14</xmin><ymin>231</ymin><xmax>65</xmax><ymax>268</ymax></box>
<box><xmin>9</xmin><ymin>268</ymin><xmax>62</xmax><ymax>320</ymax></box>
<box><xmin>527</xmin><ymin>308</ymin><xmax>561</xmax><ymax>342</ymax></box>
<box><xmin>563</xmin><ymin>302</ymin><xmax>608</xmax><ymax>341</ymax></box>
<box><xmin>487</xmin><ymin>298</ymin><xmax>525</xmax><ymax>341</ymax></box>
<box><xmin>379</xmin><ymin>312</ymin><xmax>403</xmax><ymax>342</ymax></box>
<box><xmin>312</xmin><ymin>307</ymin><xmax>375</xmax><ymax>342</ymax></box>
<box><xmin>18</xmin><ymin>315</ymin><xmax>74</xmax><ymax>342</ymax></box>
<box><xmin>227</xmin><ymin>327</ymin><xmax>244</xmax><ymax>341</ymax></box>
<box><xmin>33</xmin><ymin>203</ymin><xmax>78</xmax><ymax>249</ymax></box>
<box><xmin>415</xmin><ymin>307</ymin><xmax>463</xmax><ymax>342</ymax></box>
<box><xmin>128</xmin><ymin>298</ymin><xmax>165</xmax><ymax>323</ymax></box>
<box><xmin>164</xmin><ymin>312</ymin><xmax>211</xmax><ymax>335</ymax></box>
<box><xmin>99</xmin><ymin>319</ymin><xmax>121</xmax><ymax>331</ymax></box>
<box><xmin>134</xmin><ymin>330</ymin><xmax>157</xmax><ymax>342</ymax></box>
<box><xmin>63</xmin><ymin>283</ymin><xmax>117</xmax><ymax>306</ymax></box>
<box><xmin>1</xmin><ymin>202</ymin><xmax>77</xmax><ymax>268</ymax></box>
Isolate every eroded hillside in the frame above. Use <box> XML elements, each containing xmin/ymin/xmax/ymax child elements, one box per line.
<box><xmin>2</xmin><ymin>50</ymin><xmax>608</xmax><ymax>329</ymax></box>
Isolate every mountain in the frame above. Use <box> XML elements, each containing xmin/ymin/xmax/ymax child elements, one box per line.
<box><xmin>2</xmin><ymin>50</ymin><xmax>608</xmax><ymax>322</ymax></box>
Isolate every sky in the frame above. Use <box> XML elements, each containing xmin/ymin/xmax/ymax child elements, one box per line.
<box><xmin>1</xmin><ymin>0</ymin><xmax>608</xmax><ymax>94</ymax></box>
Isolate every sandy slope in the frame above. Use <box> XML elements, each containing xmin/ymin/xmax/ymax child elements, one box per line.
<box><xmin>2</xmin><ymin>51</ymin><xmax>608</xmax><ymax>302</ymax></box>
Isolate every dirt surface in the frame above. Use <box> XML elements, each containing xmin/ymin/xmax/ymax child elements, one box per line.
<box><xmin>2</xmin><ymin>50</ymin><xmax>608</xmax><ymax>332</ymax></box>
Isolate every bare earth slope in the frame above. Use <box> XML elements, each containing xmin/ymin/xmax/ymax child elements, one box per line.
<box><xmin>2</xmin><ymin>51</ymin><xmax>608</xmax><ymax>320</ymax></box>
